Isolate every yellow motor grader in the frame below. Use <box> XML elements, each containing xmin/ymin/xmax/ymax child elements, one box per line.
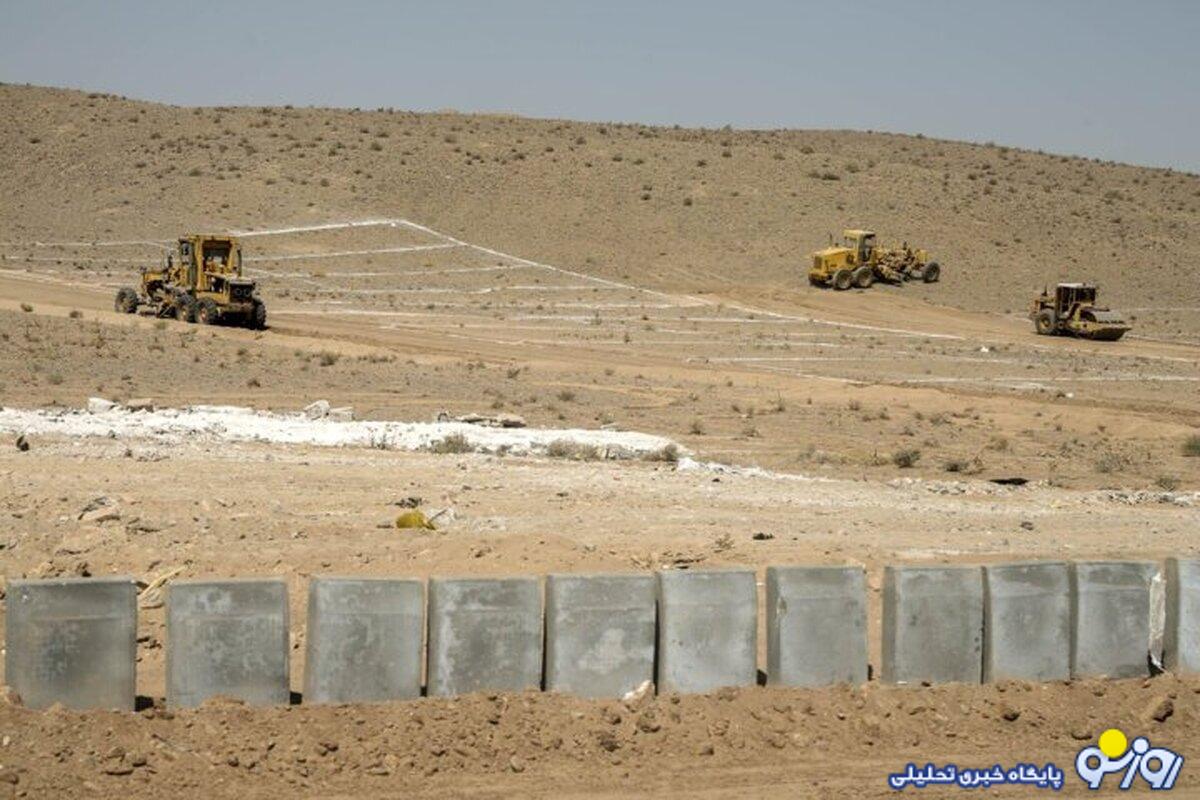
<box><xmin>114</xmin><ymin>234</ymin><xmax>266</xmax><ymax>329</ymax></box>
<box><xmin>1030</xmin><ymin>283</ymin><xmax>1129</xmax><ymax>341</ymax></box>
<box><xmin>809</xmin><ymin>229</ymin><xmax>940</xmax><ymax>290</ymax></box>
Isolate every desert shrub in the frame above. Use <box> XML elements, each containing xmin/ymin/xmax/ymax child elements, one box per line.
<box><xmin>1183</xmin><ymin>434</ymin><xmax>1200</xmax><ymax>457</ymax></box>
<box><xmin>892</xmin><ymin>448</ymin><xmax>922</xmax><ymax>468</ymax></box>
<box><xmin>317</xmin><ymin>351</ymin><xmax>339</xmax><ymax>367</ymax></box>
<box><xmin>546</xmin><ymin>439</ymin><xmax>603</xmax><ymax>460</ymax></box>
<box><xmin>426</xmin><ymin>433</ymin><xmax>472</xmax><ymax>454</ymax></box>
<box><xmin>1154</xmin><ymin>474</ymin><xmax>1180</xmax><ymax>492</ymax></box>
<box><xmin>643</xmin><ymin>443</ymin><xmax>680</xmax><ymax>463</ymax></box>
<box><xmin>689</xmin><ymin>419</ymin><xmax>705</xmax><ymax>435</ymax></box>
<box><xmin>20</xmin><ymin>303</ymin><xmax>33</xmax><ymax>313</ymax></box>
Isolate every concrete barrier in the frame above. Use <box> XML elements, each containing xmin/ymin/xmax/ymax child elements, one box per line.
<box><xmin>304</xmin><ymin>576</ymin><xmax>424</xmax><ymax>704</ymax></box>
<box><xmin>545</xmin><ymin>573</ymin><xmax>656</xmax><ymax>698</ymax></box>
<box><xmin>1070</xmin><ymin>561</ymin><xmax>1156</xmax><ymax>679</ymax></box>
<box><xmin>657</xmin><ymin>569</ymin><xmax>757</xmax><ymax>694</ymax></box>
<box><xmin>1164</xmin><ymin>558</ymin><xmax>1199</xmax><ymax>675</ymax></box>
<box><xmin>983</xmin><ymin>561</ymin><xmax>1070</xmax><ymax>682</ymax></box>
<box><xmin>766</xmin><ymin>565</ymin><xmax>867</xmax><ymax>687</ymax></box>
<box><xmin>882</xmin><ymin>565</ymin><xmax>983</xmax><ymax>684</ymax></box>
<box><xmin>426</xmin><ymin>577</ymin><xmax>542</xmax><ymax>697</ymax></box>
<box><xmin>4</xmin><ymin>577</ymin><xmax>136</xmax><ymax>710</ymax></box>
<box><xmin>167</xmin><ymin>578</ymin><xmax>290</xmax><ymax>708</ymax></box>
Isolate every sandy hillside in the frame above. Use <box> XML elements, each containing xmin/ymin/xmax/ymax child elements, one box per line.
<box><xmin>1</xmin><ymin>84</ymin><xmax>1198</xmax><ymax>340</ymax></box>
<box><xmin>0</xmin><ymin>83</ymin><xmax>1198</xmax><ymax>799</ymax></box>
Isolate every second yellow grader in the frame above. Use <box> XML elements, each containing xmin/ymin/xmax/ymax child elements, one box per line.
<box><xmin>809</xmin><ymin>229</ymin><xmax>941</xmax><ymax>290</ymax></box>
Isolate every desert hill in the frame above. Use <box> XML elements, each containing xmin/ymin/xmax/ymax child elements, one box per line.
<box><xmin>2</xmin><ymin>83</ymin><xmax>1197</xmax><ymax>338</ymax></box>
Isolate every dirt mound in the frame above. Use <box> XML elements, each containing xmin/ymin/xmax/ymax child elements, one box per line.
<box><xmin>1</xmin><ymin>676</ymin><xmax>1196</xmax><ymax>798</ymax></box>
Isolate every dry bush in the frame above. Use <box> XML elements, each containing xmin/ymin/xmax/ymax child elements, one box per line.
<box><xmin>426</xmin><ymin>433</ymin><xmax>472</xmax><ymax>454</ymax></box>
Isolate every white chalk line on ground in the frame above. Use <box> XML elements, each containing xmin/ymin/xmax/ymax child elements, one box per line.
<box><xmin>244</xmin><ymin>243</ymin><xmax>460</xmax><ymax>262</ymax></box>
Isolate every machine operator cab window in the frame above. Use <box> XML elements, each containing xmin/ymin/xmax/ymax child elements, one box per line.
<box><xmin>845</xmin><ymin>232</ymin><xmax>875</xmax><ymax>264</ymax></box>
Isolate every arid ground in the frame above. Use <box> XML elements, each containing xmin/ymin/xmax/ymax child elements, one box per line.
<box><xmin>0</xmin><ymin>84</ymin><xmax>1197</xmax><ymax>798</ymax></box>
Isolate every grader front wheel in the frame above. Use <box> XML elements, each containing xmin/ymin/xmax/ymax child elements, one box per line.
<box><xmin>114</xmin><ymin>287</ymin><xmax>138</xmax><ymax>314</ymax></box>
<box><xmin>1035</xmin><ymin>310</ymin><xmax>1055</xmax><ymax>336</ymax></box>
<box><xmin>832</xmin><ymin>269</ymin><xmax>854</xmax><ymax>291</ymax></box>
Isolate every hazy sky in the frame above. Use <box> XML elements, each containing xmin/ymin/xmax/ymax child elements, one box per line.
<box><xmin>2</xmin><ymin>0</ymin><xmax>1198</xmax><ymax>171</ymax></box>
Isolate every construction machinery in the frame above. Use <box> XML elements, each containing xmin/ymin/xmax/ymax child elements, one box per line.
<box><xmin>809</xmin><ymin>229</ymin><xmax>940</xmax><ymax>290</ymax></box>
<box><xmin>114</xmin><ymin>234</ymin><xmax>266</xmax><ymax>329</ymax></box>
<box><xmin>1030</xmin><ymin>283</ymin><xmax>1129</xmax><ymax>341</ymax></box>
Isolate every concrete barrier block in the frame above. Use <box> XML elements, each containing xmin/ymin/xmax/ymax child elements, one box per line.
<box><xmin>766</xmin><ymin>565</ymin><xmax>867</xmax><ymax>687</ymax></box>
<box><xmin>167</xmin><ymin>578</ymin><xmax>289</xmax><ymax>708</ymax></box>
<box><xmin>657</xmin><ymin>569</ymin><xmax>757</xmax><ymax>694</ymax></box>
<box><xmin>882</xmin><ymin>565</ymin><xmax>983</xmax><ymax>684</ymax></box>
<box><xmin>303</xmin><ymin>576</ymin><xmax>424</xmax><ymax>704</ymax></box>
<box><xmin>545</xmin><ymin>573</ymin><xmax>656</xmax><ymax>698</ymax></box>
<box><xmin>4</xmin><ymin>577</ymin><xmax>136</xmax><ymax>710</ymax></box>
<box><xmin>1070</xmin><ymin>561</ymin><xmax>1156</xmax><ymax>679</ymax></box>
<box><xmin>983</xmin><ymin>561</ymin><xmax>1070</xmax><ymax>682</ymax></box>
<box><xmin>427</xmin><ymin>577</ymin><xmax>542</xmax><ymax>697</ymax></box>
<box><xmin>1164</xmin><ymin>559</ymin><xmax>1200</xmax><ymax>674</ymax></box>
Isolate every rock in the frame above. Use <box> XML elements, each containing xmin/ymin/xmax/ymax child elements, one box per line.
<box><xmin>751</xmin><ymin>531</ymin><xmax>774</xmax><ymax>541</ymax></box>
<box><xmin>327</xmin><ymin>406</ymin><xmax>354</xmax><ymax>422</ymax></box>
<box><xmin>87</xmin><ymin>397</ymin><xmax>117</xmax><ymax>414</ymax></box>
<box><xmin>124</xmin><ymin>398</ymin><xmax>154</xmax><ymax>412</ymax></box>
<box><xmin>56</xmin><ymin>529</ymin><xmax>97</xmax><ymax>555</ymax></box>
<box><xmin>497</xmin><ymin>413</ymin><xmax>526</xmax><ymax>428</ymax></box>
<box><xmin>508</xmin><ymin>755</ymin><xmax>525</xmax><ymax>773</ymax></box>
<box><xmin>1020</xmin><ymin>520</ymin><xmax>1035</xmax><ymax>531</ymax></box>
<box><xmin>304</xmin><ymin>400</ymin><xmax>331</xmax><ymax>419</ymax></box>
<box><xmin>0</xmin><ymin>686</ymin><xmax>23</xmax><ymax>707</ymax></box>
<box><xmin>15</xmin><ymin>435</ymin><xmax>28</xmax><ymax>452</ymax></box>
<box><xmin>1146</xmin><ymin>696</ymin><xmax>1174</xmax><ymax>723</ymax></box>
<box><xmin>80</xmin><ymin>505</ymin><xmax>121</xmax><ymax>524</ymax></box>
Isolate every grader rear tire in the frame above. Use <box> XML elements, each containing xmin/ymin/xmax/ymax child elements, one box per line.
<box><xmin>175</xmin><ymin>294</ymin><xmax>197</xmax><ymax>324</ymax></box>
<box><xmin>922</xmin><ymin>262</ymin><xmax>941</xmax><ymax>283</ymax></box>
<box><xmin>852</xmin><ymin>266</ymin><xmax>875</xmax><ymax>289</ymax></box>
<box><xmin>1035</xmin><ymin>309</ymin><xmax>1055</xmax><ymax>336</ymax></box>
<box><xmin>832</xmin><ymin>269</ymin><xmax>854</xmax><ymax>291</ymax></box>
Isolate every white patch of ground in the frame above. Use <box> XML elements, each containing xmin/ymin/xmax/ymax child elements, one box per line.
<box><xmin>0</xmin><ymin>403</ymin><xmax>683</xmax><ymax>460</ymax></box>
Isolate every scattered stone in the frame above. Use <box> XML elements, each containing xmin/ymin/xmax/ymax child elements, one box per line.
<box><xmin>304</xmin><ymin>400</ymin><xmax>331</xmax><ymax>420</ymax></box>
<box><xmin>1000</xmin><ymin>705</ymin><xmax>1021</xmax><ymax>722</ymax></box>
<box><xmin>80</xmin><ymin>505</ymin><xmax>121</xmax><ymax>524</ymax></box>
<box><xmin>1020</xmin><ymin>520</ymin><xmax>1035</xmax><ymax>531</ymax></box>
<box><xmin>0</xmin><ymin>686</ymin><xmax>23</xmax><ymax>706</ymax></box>
<box><xmin>327</xmin><ymin>406</ymin><xmax>354</xmax><ymax>422</ymax></box>
<box><xmin>124</xmin><ymin>398</ymin><xmax>155</xmax><ymax>412</ymax></box>
<box><xmin>15</xmin><ymin>435</ymin><xmax>28</xmax><ymax>452</ymax></box>
<box><xmin>751</xmin><ymin>531</ymin><xmax>774</xmax><ymax>541</ymax></box>
<box><xmin>86</xmin><ymin>397</ymin><xmax>117</xmax><ymax>414</ymax></box>
<box><xmin>395</xmin><ymin>497</ymin><xmax>422</xmax><ymax>508</ymax></box>
<box><xmin>508</xmin><ymin>755</ymin><xmax>525</xmax><ymax>773</ymax></box>
<box><xmin>1146</xmin><ymin>696</ymin><xmax>1174</xmax><ymax>723</ymax></box>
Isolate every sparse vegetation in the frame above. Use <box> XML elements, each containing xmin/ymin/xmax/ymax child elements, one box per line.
<box><xmin>1183</xmin><ymin>434</ymin><xmax>1200</xmax><ymax>457</ymax></box>
<box><xmin>892</xmin><ymin>448</ymin><xmax>922</xmax><ymax>468</ymax></box>
<box><xmin>426</xmin><ymin>433</ymin><xmax>472</xmax><ymax>454</ymax></box>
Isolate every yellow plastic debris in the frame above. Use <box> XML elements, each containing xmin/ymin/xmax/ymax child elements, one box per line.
<box><xmin>395</xmin><ymin>510</ymin><xmax>436</xmax><ymax>530</ymax></box>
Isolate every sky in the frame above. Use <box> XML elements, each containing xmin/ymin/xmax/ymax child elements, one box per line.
<box><xmin>2</xmin><ymin>0</ymin><xmax>1198</xmax><ymax>172</ymax></box>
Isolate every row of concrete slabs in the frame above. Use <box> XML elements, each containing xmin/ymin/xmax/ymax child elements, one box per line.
<box><xmin>5</xmin><ymin>560</ymin><xmax>1198</xmax><ymax>710</ymax></box>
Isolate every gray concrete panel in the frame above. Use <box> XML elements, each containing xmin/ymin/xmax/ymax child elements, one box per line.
<box><xmin>1164</xmin><ymin>558</ymin><xmax>1199</xmax><ymax>674</ymax></box>
<box><xmin>766</xmin><ymin>565</ymin><xmax>867</xmax><ymax>687</ymax></box>
<box><xmin>4</xmin><ymin>577</ymin><xmax>136</xmax><ymax>710</ymax></box>
<box><xmin>167</xmin><ymin>578</ymin><xmax>290</xmax><ymax>708</ymax></box>
<box><xmin>983</xmin><ymin>561</ymin><xmax>1071</xmax><ymax>681</ymax></box>
<box><xmin>544</xmin><ymin>573</ymin><xmax>656</xmax><ymax>698</ymax></box>
<box><xmin>882</xmin><ymin>565</ymin><xmax>983</xmax><ymax>684</ymax></box>
<box><xmin>303</xmin><ymin>576</ymin><xmax>424</xmax><ymax>704</ymax></box>
<box><xmin>657</xmin><ymin>569</ymin><xmax>757</xmax><ymax>694</ymax></box>
<box><xmin>1070</xmin><ymin>561</ymin><xmax>1156</xmax><ymax>679</ymax></box>
<box><xmin>426</xmin><ymin>577</ymin><xmax>542</xmax><ymax>697</ymax></box>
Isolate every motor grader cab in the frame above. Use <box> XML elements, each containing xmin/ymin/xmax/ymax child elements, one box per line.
<box><xmin>115</xmin><ymin>234</ymin><xmax>266</xmax><ymax>329</ymax></box>
<box><xmin>1030</xmin><ymin>283</ymin><xmax>1129</xmax><ymax>341</ymax></box>
<box><xmin>808</xmin><ymin>229</ymin><xmax>940</xmax><ymax>290</ymax></box>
